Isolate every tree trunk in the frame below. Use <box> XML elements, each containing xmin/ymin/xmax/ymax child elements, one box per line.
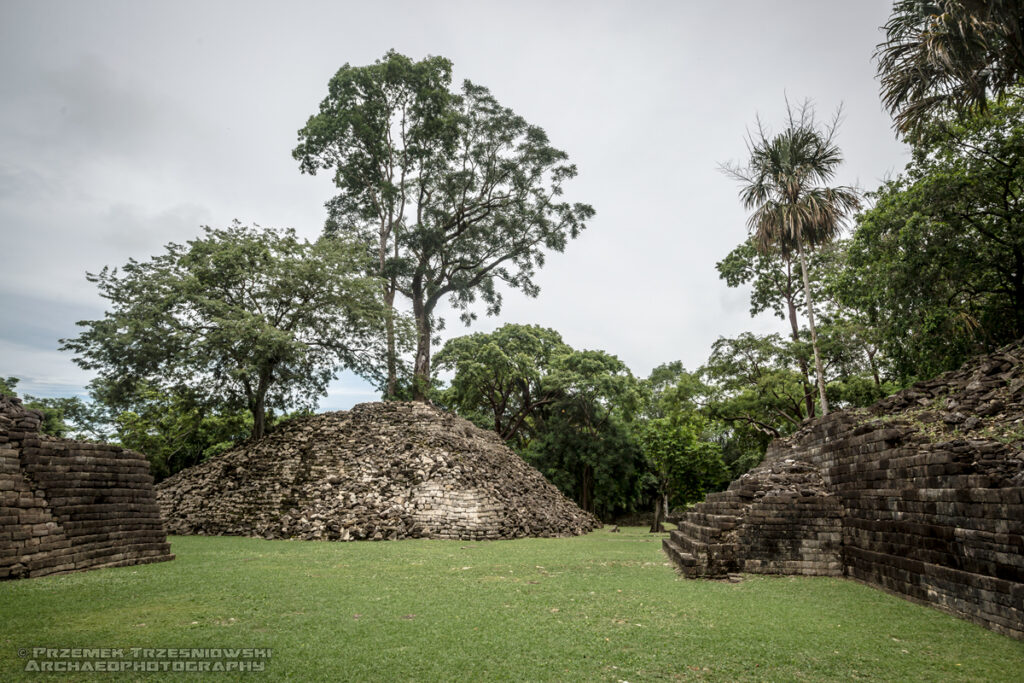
<box><xmin>797</xmin><ymin>239</ymin><xmax>829</xmax><ymax>416</ymax></box>
<box><xmin>581</xmin><ymin>463</ymin><xmax>594</xmax><ymax>514</ymax></box>
<box><xmin>249</xmin><ymin>370</ymin><xmax>273</xmax><ymax>440</ymax></box>
<box><xmin>378</xmin><ymin>213</ymin><xmax>399</xmax><ymax>399</ymax></box>
<box><xmin>412</xmin><ymin>293</ymin><xmax>431</xmax><ymax>402</ymax></box>
<box><xmin>649</xmin><ymin>494</ymin><xmax>665</xmax><ymax>533</ymax></box>
<box><xmin>384</xmin><ymin>286</ymin><xmax>398</xmax><ymax>399</ymax></box>
<box><xmin>867</xmin><ymin>346</ymin><xmax>882</xmax><ymax>388</ymax></box>
<box><xmin>251</xmin><ymin>397</ymin><xmax>266</xmax><ymax>440</ymax></box>
<box><xmin>785</xmin><ymin>266</ymin><xmax>815</xmax><ymax>419</ymax></box>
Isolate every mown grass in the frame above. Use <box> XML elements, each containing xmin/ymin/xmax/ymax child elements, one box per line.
<box><xmin>1</xmin><ymin>527</ymin><xmax>1021</xmax><ymax>681</ymax></box>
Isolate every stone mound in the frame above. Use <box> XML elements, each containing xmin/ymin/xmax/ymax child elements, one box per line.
<box><xmin>156</xmin><ymin>401</ymin><xmax>599</xmax><ymax>541</ymax></box>
<box><xmin>665</xmin><ymin>340</ymin><xmax>1024</xmax><ymax>640</ymax></box>
<box><xmin>1</xmin><ymin>395</ymin><xmax>173</xmax><ymax>579</ymax></box>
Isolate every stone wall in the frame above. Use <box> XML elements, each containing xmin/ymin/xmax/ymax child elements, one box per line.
<box><xmin>158</xmin><ymin>401</ymin><xmax>599</xmax><ymax>542</ymax></box>
<box><xmin>1</xmin><ymin>396</ymin><xmax>173</xmax><ymax>579</ymax></box>
<box><xmin>665</xmin><ymin>343</ymin><xmax>1024</xmax><ymax>640</ymax></box>
<box><xmin>664</xmin><ymin>455</ymin><xmax>845</xmax><ymax>579</ymax></box>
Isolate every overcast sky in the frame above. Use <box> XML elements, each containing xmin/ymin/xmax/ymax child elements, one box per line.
<box><xmin>0</xmin><ymin>0</ymin><xmax>909</xmax><ymax>410</ymax></box>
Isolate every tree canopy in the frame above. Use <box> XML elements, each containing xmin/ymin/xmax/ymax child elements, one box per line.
<box><xmin>61</xmin><ymin>222</ymin><xmax>388</xmax><ymax>439</ymax></box>
<box><xmin>293</xmin><ymin>50</ymin><xmax>455</xmax><ymax>397</ymax></box>
<box><xmin>876</xmin><ymin>0</ymin><xmax>1024</xmax><ymax>137</ymax></box>
<box><xmin>296</xmin><ymin>51</ymin><xmax>594</xmax><ymax>400</ymax></box>
<box><xmin>637</xmin><ymin>365</ymin><xmax>728</xmax><ymax>530</ymax></box>
<box><xmin>522</xmin><ymin>348</ymin><xmax>642</xmax><ymax>518</ymax></box>
<box><xmin>434</xmin><ymin>323</ymin><xmax>569</xmax><ymax>443</ymax></box>
<box><xmin>839</xmin><ymin>94</ymin><xmax>1024</xmax><ymax>380</ymax></box>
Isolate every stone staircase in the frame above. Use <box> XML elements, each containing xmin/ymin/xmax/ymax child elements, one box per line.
<box><xmin>663</xmin><ymin>448</ymin><xmax>843</xmax><ymax>579</ymax></box>
<box><xmin>663</xmin><ymin>491</ymin><xmax>743</xmax><ymax>577</ymax></box>
<box><xmin>662</xmin><ymin>342</ymin><xmax>1024</xmax><ymax>640</ymax></box>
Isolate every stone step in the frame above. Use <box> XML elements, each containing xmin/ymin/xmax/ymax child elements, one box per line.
<box><xmin>692</xmin><ymin>497</ymin><xmax>745</xmax><ymax>514</ymax></box>
<box><xmin>685</xmin><ymin>511</ymin><xmax>740</xmax><ymax>530</ymax></box>
<box><xmin>676</xmin><ymin>520</ymin><xmax>723</xmax><ymax>543</ymax></box>
<box><xmin>669</xmin><ymin>529</ymin><xmax>709</xmax><ymax>556</ymax></box>
<box><xmin>662</xmin><ymin>538</ymin><xmax>700</xmax><ymax>577</ymax></box>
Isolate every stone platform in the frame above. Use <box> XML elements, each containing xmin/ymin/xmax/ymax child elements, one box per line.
<box><xmin>1</xmin><ymin>396</ymin><xmax>173</xmax><ymax>579</ymax></box>
<box><xmin>666</xmin><ymin>343</ymin><xmax>1024</xmax><ymax>640</ymax></box>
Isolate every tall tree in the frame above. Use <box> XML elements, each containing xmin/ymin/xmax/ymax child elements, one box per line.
<box><xmin>541</xmin><ymin>350</ymin><xmax>639</xmax><ymax>514</ymax></box>
<box><xmin>723</xmin><ymin>102</ymin><xmax>860</xmax><ymax>416</ymax></box>
<box><xmin>61</xmin><ymin>222</ymin><xmax>387</xmax><ymax>439</ymax></box>
<box><xmin>876</xmin><ymin>0</ymin><xmax>1024</xmax><ymax>137</ymax></box>
<box><xmin>436</xmin><ymin>326</ymin><xmax>645</xmax><ymax>519</ymax></box>
<box><xmin>297</xmin><ymin>52</ymin><xmax>593</xmax><ymax>401</ymax></box>
<box><xmin>294</xmin><ymin>50</ymin><xmax>455</xmax><ymax>398</ymax></box>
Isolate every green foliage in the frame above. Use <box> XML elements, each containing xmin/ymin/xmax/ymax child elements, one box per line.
<box><xmin>436</xmin><ymin>324</ymin><xmax>646</xmax><ymax>519</ymax></box>
<box><xmin>26</xmin><ymin>396</ymin><xmax>103</xmax><ymax>440</ymax></box>
<box><xmin>717</xmin><ymin>237</ymin><xmax>827</xmax><ymax>418</ymax></box>
<box><xmin>724</xmin><ymin>103</ymin><xmax>860</xmax><ymax>259</ymax></box>
<box><xmin>297</xmin><ymin>51</ymin><xmax>594</xmax><ymax>399</ymax></box>
<box><xmin>434</xmin><ymin>324</ymin><xmax>570</xmax><ymax>443</ymax></box>
<box><xmin>637</xmin><ymin>417</ymin><xmax>728</xmax><ymax>506</ymax></box>
<box><xmin>294</xmin><ymin>50</ymin><xmax>456</xmax><ymax>227</ymax></box>
<box><xmin>1</xmin><ymin>378</ymin><xmax>255</xmax><ymax>480</ymax></box>
<box><xmin>524</xmin><ymin>349</ymin><xmax>643</xmax><ymax>519</ymax></box>
<box><xmin>0</xmin><ymin>377</ymin><xmax>102</xmax><ymax>440</ymax></box>
<box><xmin>0</xmin><ymin>376</ymin><xmax>17</xmax><ymax>396</ymax></box>
<box><xmin>544</xmin><ymin>349</ymin><xmax>642</xmax><ymax>428</ymax></box>
<box><xmin>61</xmin><ymin>222</ymin><xmax>388</xmax><ymax>439</ymax></box>
<box><xmin>701</xmin><ymin>332</ymin><xmax>810</xmax><ymax>437</ymax></box>
<box><xmin>637</xmin><ymin>368</ymin><xmax>729</xmax><ymax>508</ymax></box>
<box><xmin>840</xmin><ymin>95</ymin><xmax>1024</xmax><ymax>382</ymax></box>
<box><xmin>294</xmin><ymin>50</ymin><xmax>454</xmax><ymax>397</ymax></box>
<box><xmin>876</xmin><ymin>0</ymin><xmax>1024</xmax><ymax>137</ymax></box>
<box><xmin>435</xmin><ymin>330</ymin><xmax>747</xmax><ymax>519</ymax></box>
<box><xmin>103</xmin><ymin>383</ymin><xmax>252</xmax><ymax>481</ymax></box>
<box><xmin>717</xmin><ymin>238</ymin><xmax>813</xmax><ymax>322</ymax></box>
<box><xmin>523</xmin><ymin>412</ymin><xmax>644</xmax><ymax>522</ymax></box>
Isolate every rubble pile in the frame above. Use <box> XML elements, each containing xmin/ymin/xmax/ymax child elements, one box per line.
<box><xmin>157</xmin><ymin>402</ymin><xmax>598</xmax><ymax>542</ymax></box>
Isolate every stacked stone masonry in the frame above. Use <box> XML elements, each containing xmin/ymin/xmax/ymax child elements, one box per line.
<box><xmin>665</xmin><ymin>342</ymin><xmax>1024</xmax><ymax>639</ymax></box>
<box><xmin>157</xmin><ymin>402</ymin><xmax>599</xmax><ymax>542</ymax></box>
<box><xmin>0</xmin><ymin>396</ymin><xmax>173</xmax><ymax>579</ymax></box>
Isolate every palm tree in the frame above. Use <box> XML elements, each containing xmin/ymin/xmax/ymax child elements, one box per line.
<box><xmin>724</xmin><ymin>103</ymin><xmax>860</xmax><ymax>416</ymax></box>
<box><xmin>876</xmin><ymin>0</ymin><xmax>1024</xmax><ymax>137</ymax></box>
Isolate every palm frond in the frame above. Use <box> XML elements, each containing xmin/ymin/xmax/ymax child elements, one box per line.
<box><xmin>729</xmin><ymin>101</ymin><xmax>860</xmax><ymax>257</ymax></box>
<box><xmin>876</xmin><ymin>0</ymin><xmax>1024</xmax><ymax>136</ymax></box>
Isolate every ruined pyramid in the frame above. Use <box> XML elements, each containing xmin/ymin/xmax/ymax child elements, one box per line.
<box><xmin>157</xmin><ymin>401</ymin><xmax>599</xmax><ymax>541</ymax></box>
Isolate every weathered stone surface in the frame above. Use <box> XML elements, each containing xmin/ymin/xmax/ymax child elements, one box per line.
<box><xmin>665</xmin><ymin>341</ymin><xmax>1024</xmax><ymax>640</ymax></box>
<box><xmin>0</xmin><ymin>395</ymin><xmax>173</xmax><ymax>580</ymax></box>
<box><xmin>157</xmin><ymin>401</ymin><xmax>599</xmax><ymax>542</ymax></box>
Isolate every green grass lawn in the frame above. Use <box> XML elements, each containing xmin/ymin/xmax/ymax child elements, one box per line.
<box><xmin>1</xmin><ymin>527</ymin><xmax>1021</xmax><ymax>681</ymax></box>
